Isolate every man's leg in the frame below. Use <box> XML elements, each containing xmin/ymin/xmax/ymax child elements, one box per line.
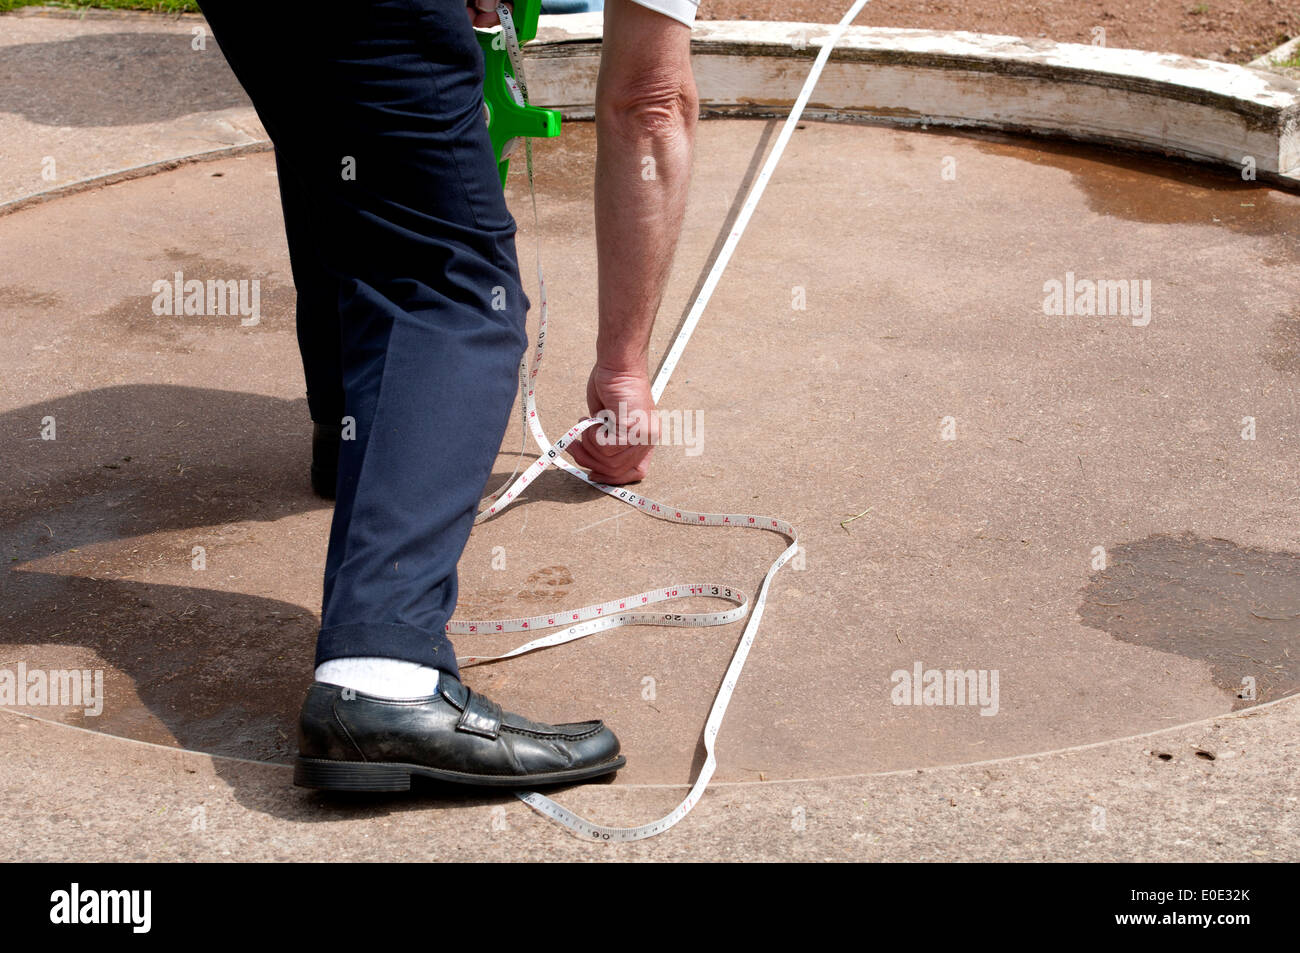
<box><xmin>274</xmin><ymin>148</ymin><xmax>345</xmax><ymax>431</ymax></box>
<box><xmin>199</xmin><ymin>0</ymin><xmax>623</xmax><ymax>786</ymax></box>
<box><xmin>272</xmin><ymin>147</ymin><xmax>348</xmax><ymax>498</ymax></box>
<box><xmin>199</xmin><ymin>0</ymin><xmax>528</xmax><ymax>678</ymax></box>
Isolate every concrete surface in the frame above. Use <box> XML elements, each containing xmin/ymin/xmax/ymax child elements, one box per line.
<box><xmin>0</xmin><ymin>10</ymin><xmax>267</xmax><ymax>209</ymax></box>
<box><xmin>1</xmin><ymin>11</ymin><xmax>1298</xmax><ymax>858</ymax></box>
<box><xmin>2</xmin><ymin>697</ymin><xmax>1295</xmax><ymax>861</ymax></box>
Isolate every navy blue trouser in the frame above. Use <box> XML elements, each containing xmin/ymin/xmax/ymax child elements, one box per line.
<box><xmin>198</xmin><ymin>1</ymin><xmax>531</xmax><ymax>678</ymax></box>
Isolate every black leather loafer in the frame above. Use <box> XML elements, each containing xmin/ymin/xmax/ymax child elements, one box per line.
<box><xmin>310</xmin><ymin>421</ymin><xmax>341</xmax><ymax>500</ymax></box>
<box><xmin>293</xmin><ymin>675</ymin><xmax>625</xmax><ymax>791</ymax></box>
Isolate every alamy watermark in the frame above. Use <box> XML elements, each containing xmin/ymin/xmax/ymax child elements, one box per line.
<box><xmin>50</xmin><ymin>884</ymin><xmax>150</xmax><ymax>933</ymax></box>
<box><xmin>0</xmin><ymin>664</ymin><xmax>103</xmax><ymax>716</ymax></box>
<box><xmin>890</xmin><ymin>661</ymin><xmax>999</xmax><ymax>716</ymax></box>
<box><xmin>593</xmin><ymin>401</ymin><xmax>704</xmax><ymax>456</ymax></box>
<box><xmin>151</xmin><ymin>271</ymin><xmax>261</xmax><ymax>326</ymax></box>
<box><xmin>1042</xmin><ymin>271</ymin><xmax>1151</xmax><ymax>326</ymax></box>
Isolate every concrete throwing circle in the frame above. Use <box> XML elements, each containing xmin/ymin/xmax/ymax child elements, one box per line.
<box><xmin>1</xmin><ymin>118</ymin><xmax>1298</xmax><ymax>785</ymax></box>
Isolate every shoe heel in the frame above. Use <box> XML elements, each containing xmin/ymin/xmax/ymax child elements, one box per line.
<box><xmin>293</xmin><ymin>758</ymin><xmax>412</xmax><ymax>792</ymax></box>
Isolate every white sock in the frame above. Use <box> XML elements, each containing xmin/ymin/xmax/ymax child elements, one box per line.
<box><xmin>315</xmin><ymin>656</ymin><xmax>441</xmax><ymax>699</ymax></box>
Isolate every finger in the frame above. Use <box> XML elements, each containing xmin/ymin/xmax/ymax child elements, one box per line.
<box><xmin>580</xmin><ymin>445</ymin><xmax>654</xmax><ymax>482</ymax></box>
<box><xmin>577</xmin><ymin>433</ymin><xmax>648</xmax><ymax>468</ymax></box>
<box><xmin>566</xmin><ymin>439</ymin><xmax>601</xmax><ymax>471</ymax></box>
<box><xmin>584</xmin><ymin>421</ymin><xmax>619</xmax><ymax>451</ymax></box>
<box><xmin>586</xmin><ymin>460</ymin><xmax>650</xmax><ymax>486</ymax></box>
<box><xmin>467</xmin><ymin>1</ymin><xmax>503</xmax><ymax>27</ymax></box>
<box><xmin>569</xmin><ymin>437</ymin><xmax>639</xmax><ymax>471</ymax></box>
<box><xmin>584</xmin><ymin>413</ymin><xmax>657</xmax><ymax>450</ymax></box>
<box><xmin>569</xmin><ymin>441</ymin><xmax>652</xmax><ymax>482</ymax></box>
<box><xmin>578</xmin><ymin>423</ymin><xmax>632</xmax><ymax>455</ymax></box>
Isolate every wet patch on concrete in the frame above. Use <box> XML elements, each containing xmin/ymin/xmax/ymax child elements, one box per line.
<box><xmin>515</xmin><ymin>564</ymin><xmax>574</xmax><ymax>602</ymax></box>
<box><xmin>516</xmin><ymin>121</ymin><xmax>597</xmax><ymax>206</ymax></box>
<box><xmin>449</xmin><ymin>565</ymin><xmax>575</xmax><ymax>619</ymax></box>
<box><xmin>89</xmin><ymin>294</ymin><xmax>192</xmax><ymax>353</ymax></box>
<box><xmin>0</xmin><ymin>285</ymin><xmax>61</xmax><ymax>310</ymax></box>
<box><xmin>1079</xmin><ymin>533</ymin><xmax>1300</xmax><ymax>708</ymax></box>
<box><xmin>93</xmin><ymin>246</ymin><xmax>294</xmax><ymax>349</ymax></box>
<box><xmin>965</xmin><ymin>132</ymin><xmax>1300</xmax><ymax>260</ymax></box>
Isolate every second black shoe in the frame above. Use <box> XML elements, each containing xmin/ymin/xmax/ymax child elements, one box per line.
<box><xmin>310</xmin><ymin>421</ymin><xmax>341</xmax><ymax>499</ymax></box>
<box><xmin>293</xmin><ymin>675</ymin><xmax>625</xmax><ymax>791</ymax></box>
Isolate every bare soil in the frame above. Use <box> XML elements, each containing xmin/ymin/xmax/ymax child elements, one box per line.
<box><xmin>701</xmin><ymin>0</ymin><xmax>1298</xmax><ymax>64</ymax></box>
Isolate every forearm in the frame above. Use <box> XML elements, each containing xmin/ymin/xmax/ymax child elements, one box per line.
<box><xmin>593</xmin><ymin>1</ymin><xmax>698</xmax><ymax>376</ymax></box>
<box><xmin>594</xmin><ymin>113</ymin><xmax>695</xmax><ymax>374</ymax></box>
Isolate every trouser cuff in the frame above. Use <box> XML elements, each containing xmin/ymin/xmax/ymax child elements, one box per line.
<box><xmin>315</xmin><ymin>622</ymin><xmax>460</xmax><ymax>680</ymax></box>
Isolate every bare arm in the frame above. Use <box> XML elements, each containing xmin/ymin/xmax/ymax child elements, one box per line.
<box><xmin>568</xmin><ymin>0</ymin><xmax>698</xmax><ymax>485</ymax></box>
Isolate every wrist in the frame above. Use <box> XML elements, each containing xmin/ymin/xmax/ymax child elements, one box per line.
<box><xmin>594</xmin><ymin>351</ymin><xmax>650</xmax><ymax>380</ymax></box>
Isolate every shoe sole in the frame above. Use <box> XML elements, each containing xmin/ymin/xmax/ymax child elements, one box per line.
<box><xmin>293</xmin><ymin>754</ymin><xmax>627</xmax><ymax>792</ymax></box>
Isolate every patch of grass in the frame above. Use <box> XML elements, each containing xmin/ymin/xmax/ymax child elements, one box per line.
<box><xmin>1188</xmin><ymin>3</ymin><xmax>1210</xmax><ymax>14</ymax></box>
<box><xmin>0</xmin><ymin>1</ymin><xmax>201</xmax><ymax>13</ymax></box>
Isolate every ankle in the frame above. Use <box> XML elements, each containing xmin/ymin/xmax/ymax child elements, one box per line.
<box><xmin>315</xmin><ymin>656</ymin><xmax>440</xmax><ymax>699</ymax></box>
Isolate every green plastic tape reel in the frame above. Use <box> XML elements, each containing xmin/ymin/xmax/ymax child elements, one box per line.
<box><xmin>476</xmin><ymin>0</ymin><xmax>562</xmax><ymax>187</ymax></box>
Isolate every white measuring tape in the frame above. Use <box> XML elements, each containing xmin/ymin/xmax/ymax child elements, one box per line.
<box><xmin>449</xmin><ymin>1</ymin><xmax>870</xmax><ymax>841</ymax></box>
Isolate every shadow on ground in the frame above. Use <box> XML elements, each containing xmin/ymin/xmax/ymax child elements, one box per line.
<box><xmin>0</xmin><ymin>383</ymin><xmax>622</xmax><ymax>820</ymax></box>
